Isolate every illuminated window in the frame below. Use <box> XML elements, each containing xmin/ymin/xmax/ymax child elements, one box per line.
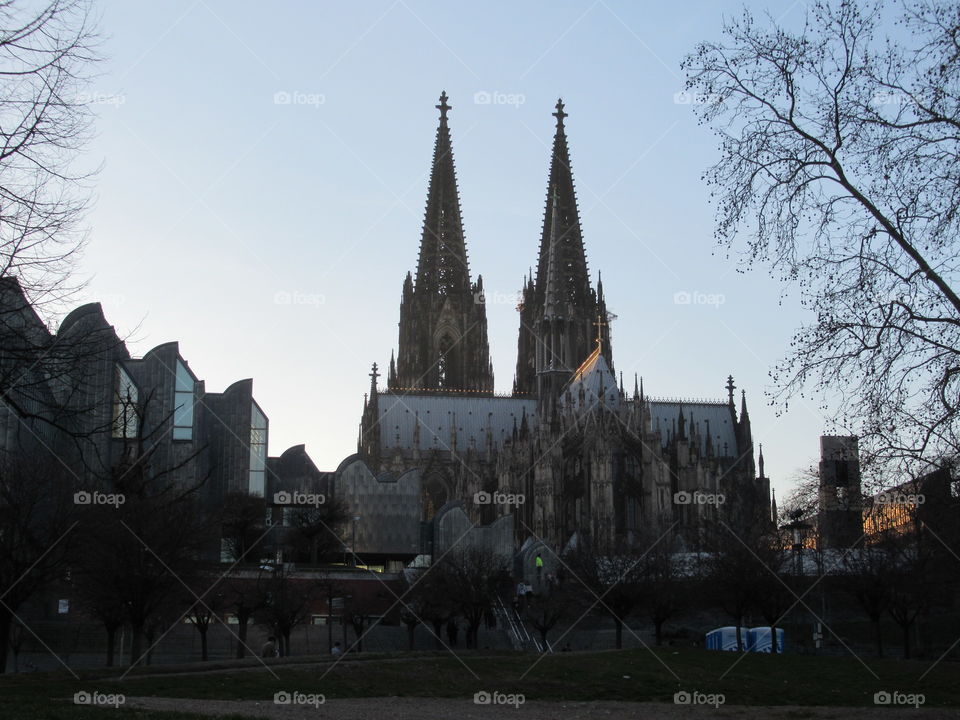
<box><xmin>112</xmin><ymin>364</ymin><xmax>139</xmax><ymax>439</ymax></box>
<box><xmin>249</xmin><ymin>403</ymin><xmax>267</xmax><ymax>496</ymax></box>
<box><xmin>173</xmin><ymin>359</ymin><xmax>195</xmax><ymax>440</ymax></box>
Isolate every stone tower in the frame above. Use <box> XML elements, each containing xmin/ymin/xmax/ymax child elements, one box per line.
<box><xmin>388</xmin><ymin>92</ymin><xmax>494</xmax><ymax>395</ymax></box>
<box><xmin>514</xmin><ymin>99</ymin><xmax>612</xmax><ymax>403</ymax></box>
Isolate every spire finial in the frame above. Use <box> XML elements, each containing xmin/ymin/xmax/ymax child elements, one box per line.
<box><xmin>726</xmin><ymin>375</ymin><xmax>736</xmax><ymax>405</ymax></box>
<box><xmin>437</xmin><ymin>91</ymin><xmax>451</xmax><ymax>122</ymax></box>
<box><xmin>593</xmin><ymin>312</ymin><xmax>606</xmax><ymax>350</ymax></box>
<box><xmin>553</xmin><ymin>97</ymin><xmax>567</xmax><ymax>127</ymax></box>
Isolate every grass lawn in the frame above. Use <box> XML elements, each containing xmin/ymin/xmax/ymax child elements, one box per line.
<box><xmin>0</xmin><ymin>647</ymin><xmax>955</xmax><ymax>718</ymax></box>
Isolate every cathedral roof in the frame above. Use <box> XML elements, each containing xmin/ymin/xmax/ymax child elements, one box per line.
<box><xmin>562</xmin><ymin>345</ymin><xmax>621</xmax><ymax>412</ymax></box>
<box><xmin>375</xmin><ymin>392</ymin><xmax>537</xmax><ymax>453</ymax></box>
<box><xmin>648</xmin><ymin>399</ymin><xmax>738</xmax><ymax>458</ymax></box>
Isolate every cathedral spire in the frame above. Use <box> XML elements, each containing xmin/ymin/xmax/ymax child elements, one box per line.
<box><xmin>394</xmin><ymin>93</ymin><xmax>493</xmax><ymax>395</ymax></box>
<box><xmin>534</xmin><ymin>98</ymin><xmax>591</xmax><ymax>313</ymax></box>
<box><xmin>414</xmin><ymin>91</ymin><xmax>471</xmax><ymax>297</ymax></box>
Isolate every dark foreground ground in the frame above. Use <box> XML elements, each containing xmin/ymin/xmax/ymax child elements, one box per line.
<box><xmin>1</xmin><ymin>647</ymin><xmax>958</xmax><ymax>719</ymax></box>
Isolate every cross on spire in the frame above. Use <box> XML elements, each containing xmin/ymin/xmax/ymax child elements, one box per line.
<box><xmin>593</xmin><ymin>312</ymin><xmax>607</xmax><ymax>350</ymax></box>
<box><xmin>553</xmin><ymin>98</ymin><xmax>567</xmax><ymax>127</ymax></box>
<box><xmin>369</xmin><ymin>362</ymin><xmax>380</xmax><ymax>389</ymax></box>
<box><xmin>436</xmin><ymin>91</ymin><xmax>451</xmax><ymax>122</ymax></box>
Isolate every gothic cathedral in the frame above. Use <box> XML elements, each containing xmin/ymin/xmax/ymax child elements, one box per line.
<box><xmin>359</xmin><ymin>93</ymin><xmax>771</xmax><ymax>552</ymax></box>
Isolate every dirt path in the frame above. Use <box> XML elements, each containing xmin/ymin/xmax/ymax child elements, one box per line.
<box><xmin>125</xmin><ymin>696</ymin><xmax>960</xmax><ymax>719</ymax></box>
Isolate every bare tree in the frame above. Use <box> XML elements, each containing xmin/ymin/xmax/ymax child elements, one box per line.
<box><xmin>0</xmin><ymin>449</ymin><xmax>76</xmax><ymax>673</ymax></box>
<box><xmin>683</xmin><ymin>0</ymin><xmax>960</xmax><ymax>476</ymax></box>
<box><xmin>564</xmin><ymin>536</ymin><xmax>644</xmax><ymax>650</ymax></box>
<box><xmin>221</xmin><ymin>573</ymin><xmax>267</xmax><ymax>659</ymax></box>
<box><xmin>439</xmin><ymin>546</ymin><xmax>508</xmax><ymax>650</ymax></box>
<box><xmin>524</xmin><ymin>580</ymin><xmax>575</xmax><ymax>650</ymax></box>
<box><xmin>184</xmin><ymin>570</ymin><xmax>226</xmax><ymax>662</ymax></box>
<box><xmin>0</xmin><ymin>0</ymin><xmax>99</xmax><ymax>303</ymax></box>
<box><xmin>253</xmin><ymin>563</ymin><xmax>314</xmax><ymax>657</ymax></box>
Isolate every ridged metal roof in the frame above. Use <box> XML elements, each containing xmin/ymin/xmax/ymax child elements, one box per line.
<box><xmin>648</xmin><ymin>400</ymin><xmax>738</xmax><ymax>458</ymax></box>
<box><xmin>378</xmin><ymin>393</ymin><xmax>538</xmax><ymax>452</ymax></box>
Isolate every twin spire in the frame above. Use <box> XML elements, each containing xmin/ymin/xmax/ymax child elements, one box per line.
<box><xmin>414</xmin><ymin>90</ymin><xmax>471</xmax><ymax>297</ymax></box>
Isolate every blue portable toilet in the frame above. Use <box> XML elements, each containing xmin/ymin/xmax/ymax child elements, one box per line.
<box><xmin>747</xmin><ymin>626</ymin><xmax>785</xmax><ymax>653</ymax></box>
<box><xmin>705</xmin><ymin>626</ymin><xmax>740</xmax><ymax>651</ymax></box>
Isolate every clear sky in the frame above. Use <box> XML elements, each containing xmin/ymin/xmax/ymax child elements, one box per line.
<box><xmin>73</xmin><ymin>0</ymin><xmax>846</xmax><ymax>501</ymax></box>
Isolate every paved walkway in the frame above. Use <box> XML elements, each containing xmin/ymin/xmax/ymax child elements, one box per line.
<box><xmin>125</xmin><ymin>696</ymin><xmax>960</xmax><ymax>719</ymax></box>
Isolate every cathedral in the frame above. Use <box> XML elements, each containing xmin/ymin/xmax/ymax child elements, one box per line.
<box><xmin>358</xmin><ymin>92</ymin><xmax>771</xmax><ymax>552</ymax></box>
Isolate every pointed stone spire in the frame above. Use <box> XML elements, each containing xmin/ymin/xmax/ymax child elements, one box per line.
<box><xmin>415</xmin><ymin>91</ymin><xmax>471</xmax><ymax>297</ymax></box>
<box><xmin>771</xmin><ymin>487</ymin><xmax>778</xmax><ymax>523</ymax></box>
<box><xmin>726</xmin><ymin>375</ymin><xmax>736</xmax><ymax>407</ymax></box>
<box><xmin>534</xmin><ymin>99</ymin><xmax>590</xmax><ymax>311</ymax></box>
<box><xmin>633</xmin><ymin>373</ymin><xmax>639</xmax><ymax>401</ymax></box>
<box><xmin>394</xmin><ymin>93</ymin><xmax>493</xmax><ymax>395</ymax></box>
<box><xmin>542</xmin><ymin>184</ymin><xmax>565</xmax><ymax>320</ymax></box>
<box><xmin>758</xmin><ymin>442</ymin><xmax>765</xmax><ymax>478</ymax></box>
<box><xmin>677</xmin><ymin>402</ymin><xmax>686</xmax><ymax>440</ymax></box>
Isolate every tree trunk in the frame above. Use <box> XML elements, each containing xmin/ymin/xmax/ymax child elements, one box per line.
<box><xmin>874</xmin><ymin>618</ymin><xmax>883</xmax><ymax>657</ymax></box>
<box><xmin>770</xmin><ymin>624</ymin><xmax>778</xmax><ymax>655</ymax></box>
<box><xmin>236</xmin><ymin>614</ymin><xmax>249</xmax><ymax>659</ymax></box>
<box><xmin>902</xmin><ymin>623</ymin><xmax>911</xmax><ymax>660</ymax></box>
<box><xmin>654</xmin><ymin>619</ymin><xmax>663</xmax><ymax>646</ymax></box>
<box><xmin>0</xmin><ymin>609</ymin><xmax>12</xmax><ymax>673</ymax></box>
<box><xmin>432</xmin><ymin>620</ymin><xmax>443</xmax><ymax>650</ymax></box>
<box><xmin>105</xmin><ymin>626</ymin><xmax>116</xmax><ymax>667</ymax></box>
<box><xmin>407</xmin><ymin>624</ymin><xmax>416</xmax><ymax>650</ymax></box>
<box><xmin>130</xmin><ymin>624</ymin><xmax>144</xmax><ymax>667</ymax></box>
<box><xmin>614</xmin><ymin>617</ymin><xmax>623</xmax><ymax>650</ymax></box>
<box><xmin>199</xmin><ymin>626</ymin><xmax>208</xmax><ymax>661</ymax></box>
<box><xmin>735</xmin><ymin>621</ymin><xmax>743</xmax><ymax>653</ymax></box>
<box><xmin>283</xmin><ymin>630</ymin><xmax>292</xmax><ymax>657</ymax></box>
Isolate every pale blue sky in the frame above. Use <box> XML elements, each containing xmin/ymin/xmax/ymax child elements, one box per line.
<box><xmin>74</xmin><ymin>0</ymin><xmax>852</xmax><ymax>499</ymax></box>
